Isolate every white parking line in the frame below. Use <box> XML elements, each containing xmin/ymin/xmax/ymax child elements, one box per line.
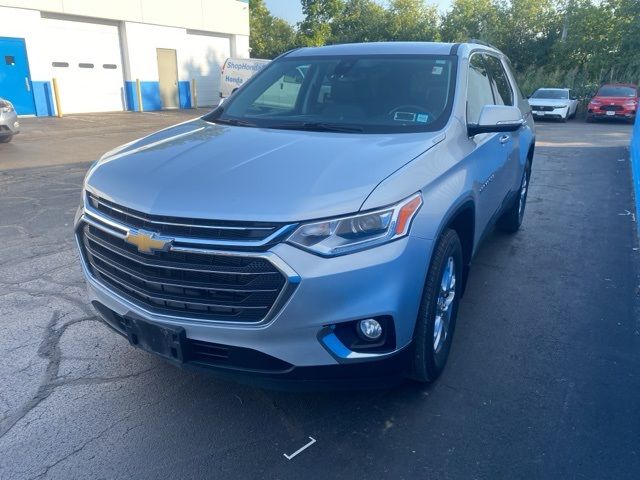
<box><xmin>283</xmin><ymin>437</ymin><xmax>316</xmax><ymax>460</ymax></box>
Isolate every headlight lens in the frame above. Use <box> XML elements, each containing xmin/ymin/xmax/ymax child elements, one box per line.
<box><xmin>288</xmin><ymin>193</ymin><xmax>422</xmax><ymax>256</ymax></box>
<box><xmin>0</xmin><ymin>100</ymin><xmax>14</xmax><ymax>113</ymax></box>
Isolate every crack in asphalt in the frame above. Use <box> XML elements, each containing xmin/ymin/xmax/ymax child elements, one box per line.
<box><xmin>0</xmin><ymin>310</ymin><xmax>154</xmax><ymax>443</ymax></box>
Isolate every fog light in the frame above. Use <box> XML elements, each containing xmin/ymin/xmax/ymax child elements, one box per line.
<box><xmin>358</xmin><ymin>318</ymin><xmax>382</xmax><ymax>341</ymax></box>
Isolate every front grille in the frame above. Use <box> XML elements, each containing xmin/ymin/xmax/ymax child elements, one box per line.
<box><xmin>600</xmin><ymin>105</ymin><xmax>623</xmax><ymax>111</ymax></box>
<box><xmin>530</xmin><ymin>105</ymin><xmax>554</xmax><ymax>111</ymax></box>
<box><xmin>87</xmin><ymin>192</ymin><xmax>286</xmax><ymax>243</ymax></box>
<box><xmin>79</xmin><ymin>223</ymin><xmax>287</xmax><ymax>322</ymax></box>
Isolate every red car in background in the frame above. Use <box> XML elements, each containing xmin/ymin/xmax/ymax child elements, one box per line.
<box><xmin>587</xmin><ymin>83</ymin><xmax>638</xmax><ymax>123</ymax></box>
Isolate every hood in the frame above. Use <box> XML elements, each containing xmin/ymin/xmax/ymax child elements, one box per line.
<box><xmin>86</xmin><ymin>119</ymin><xmax>442</xmax><ymax>222</ymax></box>
<box><xmin>528</xmin><ymin>98</ymin><xmax>570</xmax><ymax>107</ymax></box>
<box><xmin>591</xmin><ymin>96</ymin><xmax>636</xmax><ymax>104</ymax></box>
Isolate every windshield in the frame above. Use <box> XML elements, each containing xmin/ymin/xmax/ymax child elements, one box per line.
<box><xmin>204</xmin><ymin>54</ymin><xmax>457</xmax><ymax>134</ymax></box>
<box><xmin>531</xmin><ymin>89</ymin><xmax>568</xmax><ymax>99</ymax></box>
<box><xmin>596</xmin><ymin>86</ymin><xmax>636</xmax><ymax>97</ymax></box>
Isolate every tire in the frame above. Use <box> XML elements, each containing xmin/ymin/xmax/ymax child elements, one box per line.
<box><xmin>408</xmin><ymin>229</ymin><xmax>463</xmax><ymax>383</ymax></box>
<box><xmin>497</xmin><ymin>160</ymin><xmax>531</xmax><ymax>234</ymax></box>
<box><xmin>0</xmin><ymin>135</ymin><xmax>12</xmax><ymax>143</ymax></box>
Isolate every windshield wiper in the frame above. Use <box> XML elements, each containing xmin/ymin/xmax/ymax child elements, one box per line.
<box><xmin>267</xmin><ymin>122</ymin><xmax>365</xmax><ymax>133</ymax></box>
<box><xmin>213</xmin><ymin>118</ymin><xmax>258</xmax><ymax>128</ymax></box>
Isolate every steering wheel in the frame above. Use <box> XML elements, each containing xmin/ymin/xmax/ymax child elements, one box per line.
<box><xmin>387</xmin><ymin>104</ymin><xmax>435</xmax><ymax>121</ymax></box>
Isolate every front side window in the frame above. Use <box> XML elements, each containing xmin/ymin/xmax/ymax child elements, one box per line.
<box><xmin>466</xmin><ymin>54</ymin><xmax>495</xmax><ymax>124</ymax></box>
<box><xmin>207</xmin><ymin>54</ymin><xmax>457</xmax><ymax>134</ymax></box>
<box><xmin>484</xmin><ymin>55</ymin><xmax>514</xmax><ymax>106</ymax></box>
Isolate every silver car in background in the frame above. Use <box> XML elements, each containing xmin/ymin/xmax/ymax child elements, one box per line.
<box><xmin>0</xmin><ymin>98</ymin><xmax>20</xmax><ymax>143</ymax></box>
<box><xmin>528</xmin><ymin>88</ymin><xmax>579</xmax><ymax>122</ymax></box>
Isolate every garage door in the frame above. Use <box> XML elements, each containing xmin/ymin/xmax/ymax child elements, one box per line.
<box><xmin>44</xmin><ymin>17</ymin><xmax>124</xmax><ymax>114</ymax></box>
<box><xmin>183</xmin><ymin>33</ymin><xmax>231</xmax><ymax>106</ymax></box>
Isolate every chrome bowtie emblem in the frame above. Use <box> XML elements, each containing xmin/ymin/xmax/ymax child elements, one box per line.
<box><xmin>124</xmin><ymin>228</ymin><xmax>173</xmax><ymax>254</ymax></box>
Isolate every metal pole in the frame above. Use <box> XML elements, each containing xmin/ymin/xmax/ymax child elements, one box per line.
<box><xmin>136</xmin><ymin>78</ymin><xmax>143</xmax><ymax>112</ymax></box>
<box><xmin>52</xmin><ymin>77</ymin><xmax>63</xmax><ymax>118</ymax></box>
<box><xmin>191</xmin><ymin>78</ymin><xmax>198</xmax><ymax>109</ymax></box>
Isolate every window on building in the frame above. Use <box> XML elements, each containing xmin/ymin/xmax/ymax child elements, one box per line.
<box><xmin>52</xmin><ymin>62</ymin><xmax>69</xmax><ymax>68</ymax></box>
<box><xmin>5</xmin><ymin>56</ymin><xmax>15</xmax><ymax>66</ymax></box>
<box><xmin>79</xmin><ymin>63</ymin><xmax>94</xmax><ymax>69</ymax></box>
<box><xmin>102</xmin><ymin>64</ymin><xmax>117</xmax><ymax>69</ymax></box>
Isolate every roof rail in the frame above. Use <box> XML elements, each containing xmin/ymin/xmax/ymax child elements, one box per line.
<box><xmin>468</xmin><ymin>39</ymin><xmax>502</xmax><ymax>52</ymax></box>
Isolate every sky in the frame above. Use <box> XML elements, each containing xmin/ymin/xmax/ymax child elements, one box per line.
<box><xmin>264</xmin><ymin>0</ymin><xmax>453</xmax><ymax>25</ymax></box>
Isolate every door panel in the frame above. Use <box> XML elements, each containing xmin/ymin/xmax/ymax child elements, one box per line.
<box><xmin>466</xmin><ymin>53</ymin><xmax>510</xmax><ymax>235</ymax></box>
<box><xmin>157</xmin><ymin>48</ymin><xmax>179</xmax><ymax>109</ymax></box>
<box><xmin>0</xmin><ymin>37</ymin><xmax>35</xmax><ymax>115</ymax></box>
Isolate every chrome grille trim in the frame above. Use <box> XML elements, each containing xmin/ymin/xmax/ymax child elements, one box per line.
<box><xmin>85</xmin><ymin>192</ymin><xmax>297</xmax><ymax>248</ymax></box>
<box><xmin>76</xmin><ymin>206</ymin><xmax>300</xmax><ymax>325</ymax></box>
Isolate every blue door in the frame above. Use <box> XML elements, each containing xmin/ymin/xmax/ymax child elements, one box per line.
<box><xmin>0</xmin><ymin>37</ymin><xmax>35</xmax><ymax>115</ymax></box>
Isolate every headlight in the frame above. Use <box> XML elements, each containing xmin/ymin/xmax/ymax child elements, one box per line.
<box><xmin>0</xmin><ymin>99</ymin><xmax>14</xmax><ymax>113</ymax></box>
<box><xmin>288</xmin><ymin>193</ymin><xmax>423</xmax><ymax>256</ymax></box>
<box><xmin>590</xmin><ymin>99</ymin><xmax>601</xmax><ymax>105</ymax></box>
<box><xmin>624</xmin><ymin>101</ymin><xmax>637</xmax><ymax>107</ymax></box>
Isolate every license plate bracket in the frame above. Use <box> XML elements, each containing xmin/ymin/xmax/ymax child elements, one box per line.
<box><xmin>123</xmin><ymin>317</ymin><xmax>186</xmax><ymax>362</ymax></box>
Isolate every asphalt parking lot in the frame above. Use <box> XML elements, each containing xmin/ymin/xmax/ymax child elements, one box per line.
<box><xmin>0</xmin><ymin>113</ymin><xmax>638</xmax><ymax>479</ymax></box>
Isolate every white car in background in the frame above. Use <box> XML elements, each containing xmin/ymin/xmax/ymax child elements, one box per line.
<box><xmin>528</xmin><ymin>88</ymin><xmax>579</xmax><ymax>122</ymax></box>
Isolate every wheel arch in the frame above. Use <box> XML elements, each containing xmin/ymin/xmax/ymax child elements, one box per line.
<box><xmin>435</xmin><ymin>199</ymin><xmax>476</xmax><ymax>298</ymax></box>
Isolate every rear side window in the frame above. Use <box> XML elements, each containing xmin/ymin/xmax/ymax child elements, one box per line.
<box><xmin>484</xmin><ymin>55</ymin><xmax>514</xmax><ymax>106</ymax></box>
<box><xmin>467</xmin><ymin>54</ymin><xmax>494</xmax><ymax>124</ymax></box>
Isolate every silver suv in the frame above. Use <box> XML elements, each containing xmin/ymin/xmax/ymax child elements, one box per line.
<box><xmin>75</xmin><ymin>42</ymin><xmax>535</xmax><ymax>387</ymax></box>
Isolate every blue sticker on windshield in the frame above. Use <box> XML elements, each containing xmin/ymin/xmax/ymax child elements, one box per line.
<box><xmin>416</xmin><ymin>113</ymin><xmax>429</xmax><ymax>123</ymax></box>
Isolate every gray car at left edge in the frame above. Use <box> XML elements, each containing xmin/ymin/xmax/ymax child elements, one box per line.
<box><xmin>75</xmin><ymin>41</ymin><xmax>535</xmax><ymax>388</ymax></box>
<box><xmin>0</xmin><ymin>98</ymin><xmax>20</xmax><ymax>143</ymax></box>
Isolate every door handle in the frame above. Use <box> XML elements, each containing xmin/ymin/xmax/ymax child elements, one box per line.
<box><xmin>499</xmin><ymin>134</ymin><xmax>510</xmax><ymax>144</ymax></box>
<box><xmin>25</xmin><ymin>77</ymin><xmax>31</xmax><ymax>92</ymax></box>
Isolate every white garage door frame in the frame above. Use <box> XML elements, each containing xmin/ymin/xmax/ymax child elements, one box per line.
<box><xmin>43</xmin><ymin>14</ymin><xmax>125</xmax><ymax>114</ymax></box>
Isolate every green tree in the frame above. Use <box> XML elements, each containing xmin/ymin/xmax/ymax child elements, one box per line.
<box><xmin>298</xmin><ymin>0</ymin><xmax>344</xmax><ymax>46</ymax></box>
<box><xmin>331</xmin><ymin>0</ymin><xmax>387</xmax><ymax>44</ymax></box>
<box><xmin>382</xmin><ymin>0</ymin><xmax>440</xmax><ymax>41</ymax></box>
<box><xmin>440</xmin><ymin>0</ymin><xmax>499</xmax><ymax>43</ymax></box>
<box><xmin>495</xmin><ymin>0</ymin><xmax>562</xmax><ymax>70</ymax></box>
<box><xmin>249</xmin><ymin>0</ymin><xmax>297</xmax><ymax>58</ymax></box>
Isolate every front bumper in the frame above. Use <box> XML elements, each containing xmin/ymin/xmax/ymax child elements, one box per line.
<box><xmin>75</xmin><ymin>207</ymin><xmax>433</xmax><ymax>381</ymax></box>
<box><xmin>588</xmin><ymin>106</ymin><xmax>636</xmax><ymax>119</ymax></box>
<box><xmin>0</xmin><ymin>110</ymin><xmax>20</xmax><ymax>136</ymax></box>
<box><xmin>531</xmin><ymin>106</ymin><xmax>569</xmax><ymax>120</ymax></box>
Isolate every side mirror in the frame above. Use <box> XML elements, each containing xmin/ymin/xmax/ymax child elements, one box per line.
<box><xmin>468</xmin><ymin>105</ymin><xmax>524</xmax><ymax>136</ymax></box>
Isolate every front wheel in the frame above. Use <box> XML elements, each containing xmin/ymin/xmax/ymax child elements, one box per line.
<box><xmin>408</xmin><ymin>229</ymin><xmax>463</xmax><ymax>383</ymax></box>
<box><xmin>0</xmin><ymin>135</ymin><xmax>12</xmax><ymax>143</ymax></box>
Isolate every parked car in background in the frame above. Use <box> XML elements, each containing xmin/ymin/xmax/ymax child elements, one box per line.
<box><xmin>587</xmin><ymin>84</ymin><xmax>638</xmax><ymax>123</ymax></box>
<box><xmin>75</xmin><ymin>41</ymin><xmax>535</xmax><ymax>387</ymax></box>
<box><xmin>0</xmin><ymin>98</ymin><xmax>20</xmax><ymax>143</ymax></box>
<box><xmin>528</xmin><ymin>88</ymin><xmax>578</xmax><ymax>122</ymax></box>
<box><xmin>219</xmin><ymin>57</ymin><xmax>270</xmax><ymax>100</ymax></box>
